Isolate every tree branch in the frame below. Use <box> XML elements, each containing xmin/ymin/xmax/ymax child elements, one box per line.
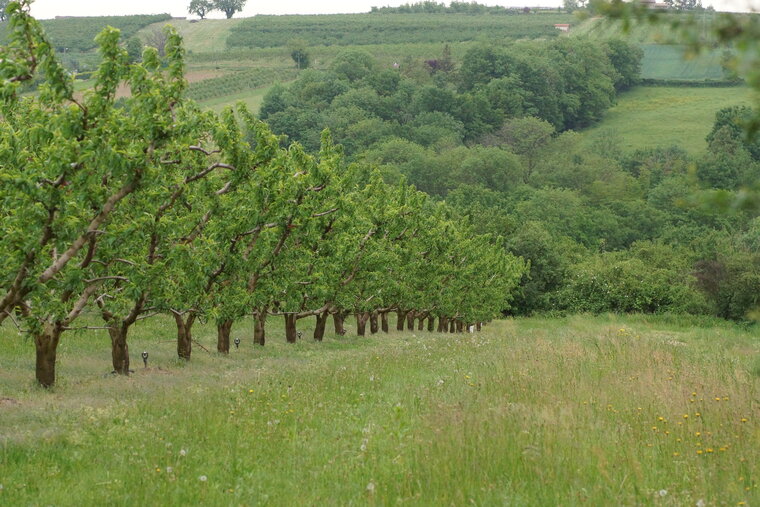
<box><xmin>38</xmin><ymin>177</ymin><xmax>140</xmax><ymax>284</ymax></box>
<box><xmin>189</xmin><ymin>145</ymin><xmax>220</xmax><ymax>156</ymax></box>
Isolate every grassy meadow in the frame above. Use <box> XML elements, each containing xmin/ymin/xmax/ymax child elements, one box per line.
<box><xmin>582</xmin><ymin>85</ymin><xmax>755</xmax><ymax>153</ymax></box>
<box><xmin>1</xmin><ymin>314</ymin><xmax>758</xmax><ymax>505</ymax></box>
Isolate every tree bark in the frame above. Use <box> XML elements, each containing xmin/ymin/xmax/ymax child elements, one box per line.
<box><xmin>174</xmin><ymin>312</ymin><xmax>196</xmax><ymax>360</ymax></box>
<box><xmin>314</xmin><ymin>310</ymin><xmax>329</xmax><ymax>341</ymax></box>
<box><xmin>438</xmin><ymin>316</ymin><xmax>447</xmax><ymax>333</ymax></box>
<box><xmin>285</xmin><ymin>314</ymin><xmax>298</xmax><ymax>343</ymax></box>
<box><xmin>35</xmin><ymin>323</ymin><xmax>63</xmax><ymax>388</ymax></box>
<box><xmin>396</xmin><ymin>310</ymin><xmax>407</xmax><ymax>331</ymax></box>
<box><xmin>449</xmin><ymin>319</ymin><xmax>456</xmax><ymax>333</ymax></box>
<box><xmin>333</xmin><ymin>311</ymin><xmax>346</xmax><ymax>335</ymax></box>
<box><xmin>254</xmin><ymin>311</ymin><xmax>267</xmax><ymax>346</ymax></box>
<box><xmin>417</xmin><ymin>316</ymin><xmax>425</xmax><ymax>331</ymax></box>
<box><xmin>356</xmin><ymin>312</ymin><xmax>369</xmax><ymax>336</ymax></box>
<box><xmin>406</xmin><ymin>310</ymin><xmax>415</xmax><ymax>329</ymax></box>
<box><xmin>456</xmin><ymin>320</ymin><xmax>464</xmax><ymax>333</ymax></box>
<box><xmin>381</xmin><ymin>311</ymin><xmax>389</xmax><ymax>333</ymax></box>
<box><xmin>476</xmin><ymin>322</ymin><xmax>482</xmax><ymax>332</ymax></box>
<box><xmin>427</xmin><ymin>316</ymin><xmax>436</xmax><ymax>332</ymax></box>
<box><xmin>217</xmin><ymin>319</ymin><xmax>233</xmax><ymax>354</ymax></box>
<box><xmin>108</xmin><ymin>324</ymin><xmax>130</xmax><ymax>375</ymax></box>
<box><xmin>369</xmin><ymin>311</ymin><xmax>379</xmax><ymax>334</ymax></box>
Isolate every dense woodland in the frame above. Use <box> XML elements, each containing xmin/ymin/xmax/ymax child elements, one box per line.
<box><xmin>258</xmin><ymin>36</ymin><xmax>760</xmax><ymax>321</ymax></box>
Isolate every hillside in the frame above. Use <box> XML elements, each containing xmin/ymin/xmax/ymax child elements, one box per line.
<box><xmin>0</xmin><ymin>14</ymin><xmax>172</xmax><ymax>51</ymax></box>
<box><xmin>572</xmin><ymin>16</ymin><xmax>731</xmax><ymax>82</ymax></box>
<box><xmin>582</xmin><ymin>86</ymin><xmax>753</xmax><ymax>153</ymax></box>
<box><xmin>226</xmin><ymin>12</ymin><xmax>574</xmax><ymax>49</ymax></box>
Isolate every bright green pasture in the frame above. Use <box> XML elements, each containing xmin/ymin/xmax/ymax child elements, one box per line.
<box><xmin>0</xmin><ymin>314</ymin><xmax>758</xmax><ymax>505</ymax></box>
<box><xmin>582</xmin><ymin>85</ymin><xmax>754</xmax><ymax>153</ymax></box>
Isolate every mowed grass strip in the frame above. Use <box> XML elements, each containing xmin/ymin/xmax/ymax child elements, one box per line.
<box><xmin>582</xmin><ymin>85</ymin><xmax>754</xmax><ymax>153</ymax></box>
<box><xmin>0</xmin><ymin>314</ymin><xmax>757</xmax><ymax>505</ymax></box>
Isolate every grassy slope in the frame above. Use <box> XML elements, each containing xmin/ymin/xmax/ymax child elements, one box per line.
<box><xmin>582</xmin><ymin>86</ymin><xmax>754</xmax><ymax>153</ymax></box>
<box><xmin>138</xmin><ymin>18</ymin><xmax>244</xmax><ymax>53</ymax></box>
<box><xmin>641</xmin><ymin>44</ymin><xmax>727</xmax><ymax>81</ymax></box>
<box><xmin>570</xmin><ymin>16</ymin><xmax>681</xmax><ymax>44</ymax></box>
<box><xmin>0</xmin><ymin>315</ymin><xmax>758</xmax><ymax>505</ymax></box>
<box><xmin>572</xmin><ymin>17</ymin><xmax>727</xmax><ymax>81</ymax></box>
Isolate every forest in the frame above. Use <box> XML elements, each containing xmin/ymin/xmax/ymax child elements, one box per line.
<box><xmin>259</xmin><ymin>37</ymin><xmax>760</xmax><ymax>321</ymax></box>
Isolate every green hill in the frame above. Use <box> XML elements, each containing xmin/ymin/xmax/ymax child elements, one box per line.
<box><xmin>640</xmin><ymin>44</ymin><xmax>727</xmax><ymax>81</ymax></box>
<box><xmin>226</xmin><ymin>12</ymin><xmax>574</xmax><ymax>49</ymax></box>
<box><xmin>0</xmin><ymin>14</ymin><xmax>172</xmax><ymax>51</ymax></box>
<box><xmin>572</xmin><ymin>16</ymin><xmax>731</xmax><ymax>82</ymax></box>
<box><xmin>137</xmin><ymin>18</ymin><xmax>244</xmax><ymax>53</ymax></box>
<box><xmin>582</xmin><ymin>86</ymin><xmax>753</xmax><ymax>153</ymax></box>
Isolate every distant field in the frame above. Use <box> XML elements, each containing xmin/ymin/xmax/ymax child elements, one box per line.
<box><xmin>139</xmin><ymin>18</ymin><xmax>245</xmax><ymax>53</ymax></box>
<box><xmin>226</xmin><ymin>12</ymin><xmax>574</xmax><ymax>49</ymax></box>
<box><xmin>641</xmin><ymin>44</ymin><xmax>727</xmax><ymax>81</ymax></box>
<box><xmin>582</xmin><ymin>86</ymin><xmax>754</xmax><ymax>153</ymax></box>
<box><xmin>571</xmin><ymin>15</ymin><xmax>715</xmax><ymax>44</ymax></box>
<box><xmin>0</xmin><ymin>314</ymin><xmax>757</xmax><ymax>504</ymax></box>
<box><xmin>0</xmin><ymin>14</ymin><xmax>172</xmax><ymax>51</ymax></box>
<box><xmin>199</xmin><ymin>84</ymin><xmax>280</xmax><ymax>114</ymax></box>
<box><xmin>572</xmin><ymin>16</ymin><xmax>732</xmax><ymax>82</ymax></box>
<box><xmin>186</xmin><ymin>67</ymin><xmax>297</xmax><ymax>103</ymax></box>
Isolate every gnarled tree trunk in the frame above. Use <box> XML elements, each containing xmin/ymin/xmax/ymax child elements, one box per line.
<box><xmin>284</xmin><ymin>314</ymin><xmax>298</xmax><ymax>343</ymax></box>
<box><xmin>449</xmin><ymin>319</ymin><xmax>456</xmax><ymax>333</ymax></box>
<box><xmin>108</xmin><ymin>324</ymin><xmax>130</xmax><ymax>374</ymax></box>
<box><xmin>356</xmin><ymin>312</ymin><xmax>369</xmax><ymax>336</ymax></box>
<box><xmin>456</xmin><ymin>320</ymin><xmax>464</xmax><ymax>333</ymax></box>
<box><xmin>369</xmin><ymin>311</ymin><xmax>379</xmax><ymax>334</ymax></box>
<box><xmin>314</xmin><ymin>310</ymin><xmax>329</xmax><ymax>341</ymax></box>
<box><xmin>427</xmin><ymin>316</ymin><xmax>436</xmax><ymax>332</ymax></box>
<box><xmin>174</xmin><ymin>312</ymin><xmax>196</xmax><ymax>360</ymax></box>
<box><xmin>381</xmin><ymin>312</ymin><xmax>389</xmax><ymax>333</ymax></box>
<box><xmin>476</xmin><ymin>322</ymin><xmax>482</xmax><ymax>332</ymax></box>
<box><xmin>333</xmin><ymin>311</ymin><xmax>346</xmax><ymax>335</ymax></box>
<box><xmin>438</xmin><ymin>316</ymin><xmax>447</xmax><ymax>333</ymax></box>
<box><xmin>254</xmin><ymin>310</ymin><xmax>267</xmax><ymax>346</ymax></box>
<box><xmin>396</xmin><ymin>310</ymin><xmax>407</xmax><ymax>331</ymax></box>
<box><xmin>417</xmin><ymin>316</ymin><xmax>425</xmax><ymax>331</ymax></box>
<box><xmin>406</xmin><ymin>310</ymin><xmax>415</xmax><ymax>329</ymax></box>
<box><xmin>217</xmin><ymin>319</ymin><xmax>233</xmax><ymax>354</ymax></box>
<box><xmin>35</xmin><ymin>323</ymin><xmax>63</xmax><ymax>388</ymax></box>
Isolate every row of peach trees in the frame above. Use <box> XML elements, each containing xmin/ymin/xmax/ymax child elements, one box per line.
<box><xmin>0</xmin><ymin>2</ymin><xmax>525</xmax><ymax>387</ymax></box>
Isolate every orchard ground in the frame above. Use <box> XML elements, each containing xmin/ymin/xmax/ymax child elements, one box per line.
<box><xmin>0</xmin><ymin>314</ymin><xmax>757</xmax><ymax>504</ymax></box>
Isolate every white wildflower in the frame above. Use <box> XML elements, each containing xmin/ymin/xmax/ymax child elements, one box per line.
<box><xmin>199</xmin><ymin>475</ymin><xmax>208</xmax><ymax>482</ymax></box>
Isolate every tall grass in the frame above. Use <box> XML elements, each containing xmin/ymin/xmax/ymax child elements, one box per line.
<box><xmin>0</xmin><ymin>314</ymin><xmax>757</xmax><ymax>504</ymax></box>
